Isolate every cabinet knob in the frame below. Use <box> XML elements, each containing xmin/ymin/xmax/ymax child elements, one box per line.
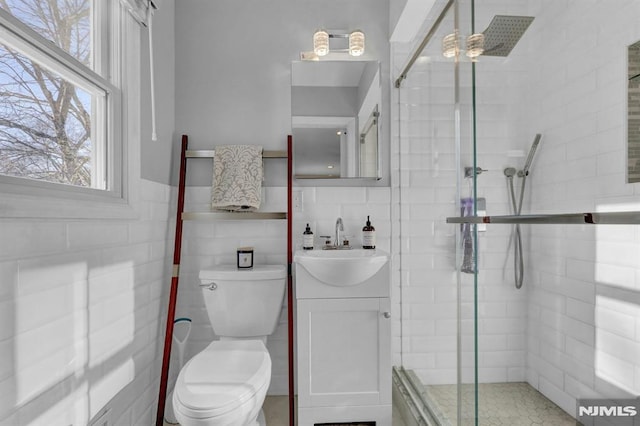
<box><xmin>382</xmin><ymin>311</ymin><xmax>391</xmax><ymax>319</ymax></box>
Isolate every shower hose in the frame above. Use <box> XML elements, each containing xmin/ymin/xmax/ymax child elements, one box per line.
<box><xmin>507</xmin><ymin>173</ymin><xmax>527</xmax><ymax>289</ymax></box>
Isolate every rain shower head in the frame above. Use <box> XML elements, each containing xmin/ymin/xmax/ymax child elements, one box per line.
<box><xmin>482</xmin><ymin>15</ymin><xmax>534</xmax><ymax>57</ymax></box>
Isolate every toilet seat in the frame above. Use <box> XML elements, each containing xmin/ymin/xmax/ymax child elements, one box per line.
<box><xmin>173</xmin><ymin>339</ymin><xmax>271</xmax><ymax>422</ymax></box>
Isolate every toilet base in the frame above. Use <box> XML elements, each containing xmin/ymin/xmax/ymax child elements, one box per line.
<box><xmin>256</xmin><ymin>409</ymin><xmax>266</xmax><ymax>426</ymax></box>
<box><xmin>173</xmin><ymin>408</ymin><xmax>266</xmax><ymax>426</ymax></box>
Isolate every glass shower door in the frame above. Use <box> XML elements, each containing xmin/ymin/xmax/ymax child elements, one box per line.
<box><xmin>394</xmin><ymin>0</ymin><xmax>478</xmax><ymax>424</ymax></box>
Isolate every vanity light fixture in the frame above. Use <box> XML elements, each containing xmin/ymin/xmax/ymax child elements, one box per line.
<box><xmin>311</xmin><ymin>29</ymin><xmax>366</xmax><ymax>58</ymax></box>
<box><xmin>313</xmin><ymin>29</ymin><xmax>330</xmax><ymax>57</ymax></box>
<box><xmin>349</xmin><ymin>30</ymin><xmax>365</xmax><ymax>56</ymax></box>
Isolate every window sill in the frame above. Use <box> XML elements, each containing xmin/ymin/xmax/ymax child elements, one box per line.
<box><xmin>0</xmin><ymin>178</ymin><xmax>137</xmax><ymax>220</ymax></box>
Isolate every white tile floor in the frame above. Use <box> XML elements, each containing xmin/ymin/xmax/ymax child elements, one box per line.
<box><xmin>263</xmin><ymin>396</ymin><xmax>289</xmax><ymax>425</ymax></box>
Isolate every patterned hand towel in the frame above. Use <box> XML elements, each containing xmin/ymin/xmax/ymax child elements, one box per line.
<box><xmin>211</xmin><ymin>145</ymin><xmax>263</xmax><ymax>211</ymax></box>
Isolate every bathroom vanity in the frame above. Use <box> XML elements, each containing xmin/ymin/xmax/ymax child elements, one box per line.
<box><xmin>294</xmin><ymin>249</ymin><xmax>391</xmax><ymax>425</ymax></box>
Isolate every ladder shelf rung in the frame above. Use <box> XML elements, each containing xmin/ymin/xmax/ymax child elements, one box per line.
<box><xmin>182</xmin><ymin>211</ymin><xmax>287</xmax><ymax>221</ymax></box>
<box><xmin>185</xmin><ymin>150</ymin><xmax>287</xmax><ymax>159</ymax></box>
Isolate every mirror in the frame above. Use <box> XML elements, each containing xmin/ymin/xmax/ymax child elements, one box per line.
<box><xmin>629</xmin><ymin>40</ymin><xmax>640</xmax><ymax>183</ymax></box>
<box><xmin>291</xmin><ymin>60</ymin><xmax>381</xmax><ymax>180</ymax></box>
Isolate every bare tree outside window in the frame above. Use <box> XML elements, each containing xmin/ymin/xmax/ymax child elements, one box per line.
<box><xmin>0</xmin><ymin>0</ymin><xmax>93</xmax><ymax>187</ymax></box>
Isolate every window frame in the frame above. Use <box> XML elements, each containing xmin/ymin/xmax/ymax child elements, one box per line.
<box><xmin>0</xmin><ymin>1</ymin><xmax>131</xmax><ymax>218</ymax></box>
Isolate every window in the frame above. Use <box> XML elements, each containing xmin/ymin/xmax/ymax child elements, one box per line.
<box><xmin>0</xmin><ymin>0</ymin><xmax>120</xmax><ymax>194</ymax></box>
<box><xmin>1</xmin><ymin>1</ymin><xmax>92</xmax><ymax>66</ymax></box>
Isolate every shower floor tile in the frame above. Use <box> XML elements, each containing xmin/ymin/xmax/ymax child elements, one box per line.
<box><xmin>422</xmin><ymin>382</ymin><xmax>575</xmax><ymax>426</ymax></box>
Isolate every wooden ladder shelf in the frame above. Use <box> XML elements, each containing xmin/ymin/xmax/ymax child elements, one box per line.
<box><xmin>155</xmin><ymin>134</ymin><xmax>295</xmax><ymax>426</ymax></box>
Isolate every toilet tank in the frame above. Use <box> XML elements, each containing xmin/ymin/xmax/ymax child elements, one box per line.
<box><xmin>199</xmin><ymin>265</ymin><xmax>287</xmax><ymax>338</ymax></box>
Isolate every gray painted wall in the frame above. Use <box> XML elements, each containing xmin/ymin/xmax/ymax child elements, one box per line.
<box><xmin>389</xmin><ymin>0</ymin><xmax>409</xmax><ymax>37</ymax></box>
<box><xmin>173</xmin><ymin>0</ymin><xmax>390</xmax><ymax>187</ymax></box>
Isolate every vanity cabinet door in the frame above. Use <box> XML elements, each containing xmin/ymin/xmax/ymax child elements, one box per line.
<box><xmin>297</xmin><ymin>297</ymin><xmax>391</xmax><ymax>408</ymax></box>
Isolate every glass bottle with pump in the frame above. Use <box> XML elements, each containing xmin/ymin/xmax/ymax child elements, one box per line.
<box><xmin>303</xmin><ymin>223</ymin><xmax>314</xmax><ymax>250</ymax></box>
<box><xmin>362</xmin><ymin>216</ymin><xmax>376</xmax><ymax>249</ymax></box>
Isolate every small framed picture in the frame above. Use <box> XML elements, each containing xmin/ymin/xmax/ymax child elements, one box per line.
<box><xmin>237</xmin><ymin>247</ymin><xmax>254</xmax><ymax>269</ymax></box>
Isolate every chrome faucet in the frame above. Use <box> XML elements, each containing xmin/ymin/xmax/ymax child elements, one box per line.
<box><xmin>335</xmin><ymin>217</ymin><xmax>344</xmax><ymax>247</ymax></box>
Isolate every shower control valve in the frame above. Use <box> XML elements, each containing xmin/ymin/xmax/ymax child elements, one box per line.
<box><xmin>464</xmin><ymin>166</ymin><xmax>487</xmax><ymax>178</ymax></box>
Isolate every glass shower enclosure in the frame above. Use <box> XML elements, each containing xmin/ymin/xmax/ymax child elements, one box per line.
<box><xmin>394</xmin><ymin>0</ymin><xmax>640</xmax><ymax>425</ymax></box>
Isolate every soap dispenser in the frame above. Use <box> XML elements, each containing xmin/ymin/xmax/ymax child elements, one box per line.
<box><xmin>303</xmin><ymin>223</ymin><xmax>314</xmax><ymax>250</ymax></box>
<box><xmin>362</xmin><ymin>216</ymin><xmax>376</xmax><ymax>249</ymax></box>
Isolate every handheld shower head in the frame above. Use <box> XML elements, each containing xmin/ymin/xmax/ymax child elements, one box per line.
<box><xmin>504</xmin><ymin>167</ymin><xmax>517</xmax><ymax>178</ymax></box>
<box><xmin>522</xmin><ymin>134</ymin><xmax>542</xmax><ymax>176</ymax></box>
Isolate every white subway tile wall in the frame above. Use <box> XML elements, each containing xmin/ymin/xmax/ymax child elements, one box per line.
<box><xmin>0</xmin><ymin>179</ymin><xmax>173</xmax><ymax>425</ymax></box>
<box><xmin>522</xmin><ymin>0</ymin><xmax>640</xmax><ymax>415</ymax></box>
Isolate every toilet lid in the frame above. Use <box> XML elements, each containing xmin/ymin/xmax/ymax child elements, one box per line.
<box><xmin>174</xmin><ymin>340</ymin><xmax>271</xmax><ymax>419</ymax></box>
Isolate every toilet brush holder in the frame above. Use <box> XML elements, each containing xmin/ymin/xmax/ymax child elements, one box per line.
<box><xmin>164</xmin><ymin>317</ymin><xmax>192</xmax><ymax>424</ymax></box>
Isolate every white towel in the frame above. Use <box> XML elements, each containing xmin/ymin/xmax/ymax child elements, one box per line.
<box><xmin>211</xmin><ymin>145</ymin><xmax>263</xmax><ymax>212</ymax></box>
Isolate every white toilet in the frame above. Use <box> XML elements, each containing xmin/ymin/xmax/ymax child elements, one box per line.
<box><xmin>172</xmin><ymin>265</ymin><xmax>287</xmax><ymax>426</ymax></box>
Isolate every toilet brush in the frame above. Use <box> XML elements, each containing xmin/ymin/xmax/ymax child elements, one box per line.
<box><xmin>164</xmin><ymin>318</ymin><xmax>192</xmax><ymax>424</ymax></box>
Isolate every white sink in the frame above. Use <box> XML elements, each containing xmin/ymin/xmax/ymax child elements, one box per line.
<box><xmin>294</xmin><ymin>248</ymin><xmax>389</xmax><ymax>287</ymax></box>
